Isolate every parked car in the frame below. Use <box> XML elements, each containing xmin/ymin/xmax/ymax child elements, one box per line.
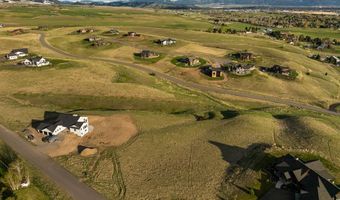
<box><xmin>42</xmin><ymin>135</ymin><xmax>58</xmax><ymax>143</ymax></box>
<box><xmin>26</xmin><ymin>134</ymin><xmax>34</xmax><ymax>141</ymax></box>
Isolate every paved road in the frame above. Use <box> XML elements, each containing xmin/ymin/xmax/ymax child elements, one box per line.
<box><xmin>39</xmin><ymin>33</ymin><xmax>340</xmax><ymax>116</ymax></box>
<box><xmin>0</xmin><ymin>125</ymin><xmax>106</xmax><ymax>200</ymax></box>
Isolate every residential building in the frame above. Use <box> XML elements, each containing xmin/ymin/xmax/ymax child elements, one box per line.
<box><xmin>107</xmin><ymin>29</ymin><xmax>119</xmax><ymax>35</ymax></box>
<box><xmin>140</xmin><ymin>50</ymin><xmax>159</xmax><ymax>59</ymax></box>
<box><xmin>127</xmin><ymin>32</ymin><xmax>140</xmax><ymax>37</ymax></box>
<box><xmin>85</xmin><ymin>36</ymin><xmax>102</xmax><ymax>42</ymax></box>
<box><xmin>22</xmin><ymin>56</ymin><xmax>50</xmax><ymax>67</ymax></box>
<box><xmin>77</xmin><ymin>28</ymin><xmax>94</xmax><ymax>34</ymax></box>
<box><xmin>158</xmin><ymin>38</ymin><xmax>176</xmax><ymax>46</ymax></box>
<box><xmin>325</xmin><ymin>56</ymin><xmax>340</xmax><ymax>67</ymax></box>
<box><xmin>202</xmin><ymin>64</ymin><xmax>223</xmax><ymax>78</ymax></box>
<box><xmin>35</xmin><ymin>112</ymin><xmax>89</xmax><ymax>137</ymax></box>
<box><xmin>179</xmin><ymin>57</ymin><xmax>201</xmax><ymax>66</ymax></box>
<box><xmin>261</xmin><ymin>154</ymin><xmax>340</xmax><ymax>200</ymax></box>
<box><xmin>224</xmin><ymin>63</ymin><xmax>255</xmax><ymax>75</ymax></box>
<box><xmin>231</xmin><ymin>52</ymin><xmax>253</xmax><ymax>60</ymax></box>
<box><xmin>6</xmin><ymin>48</ymin><xmax>28</xmax><ymax>60</ymax></box>
<box><xmin>260</xmin><ymin>65</ymin><xmax>292</xmax><ymax>76</ymax></box>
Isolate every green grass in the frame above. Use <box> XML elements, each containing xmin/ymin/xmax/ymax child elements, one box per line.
<box><xmin>14</xmin><ymin>187</ymin><xmax>48</xmax><ymax>200</ymax></box>
<box><xmin>12</xmin><ymin>93</ymin><xmax>218</xmax><ymax>114</ymax></box>
<box><xmin>0</xmin><ymin>5</ymin><xmax>211</xmax><ymax>30</ymax></box>
<box><xmin>335</xmin><ymin>105</ymin><xmax>340</xmax><ymax>112</ymax></box>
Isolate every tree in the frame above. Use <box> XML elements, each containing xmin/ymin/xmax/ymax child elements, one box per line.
<box><xmin>2</xmin><ymin>160</ymin><xmax>29</xmax><ymax>191</ymax></box>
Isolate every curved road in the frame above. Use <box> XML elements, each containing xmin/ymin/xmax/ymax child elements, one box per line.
<box><xmin>39</xmin><ymin>33</ymin><xmax>340</xmax><ymax>116</ymax></box>
<box><xmin>0</xmin><ymin>125</ymin><xmax>105</xmax><ymax>200</ymax></box>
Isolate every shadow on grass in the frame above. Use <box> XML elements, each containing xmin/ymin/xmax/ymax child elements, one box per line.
<box><xmin>220</xmin><ymin>110</ymin><xmax>239</xmax><ymax>119</ymax></box>
<box><xmin>272</xmin><ymin>114</ymin><xmax>292</xmax><ymax>120</ymax></box>
<box><xmin>209</xmin><ymin>141</ymin><xmax>276</xmax><ymax>199</ymax></box>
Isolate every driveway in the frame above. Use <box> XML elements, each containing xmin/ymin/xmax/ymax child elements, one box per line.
<box><xmin>0</xmin><ymin>125</ymin><xmax>105</xmax><ymax>200</ymax></box>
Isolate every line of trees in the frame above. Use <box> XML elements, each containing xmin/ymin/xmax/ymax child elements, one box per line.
<box><xmin>266</xmin><ymin>30</ymin><xmax>338</xmax><ymax>49</ymax></box>
<box><xmin>208</xmin><ymin>12</ymin><xmax>340</xmax><ymax>29</ymax></box>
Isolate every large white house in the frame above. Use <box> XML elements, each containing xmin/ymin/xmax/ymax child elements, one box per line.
<box><xmin>22</xmin><ymin>56</ymin><xmax>50</xmax><ymax>67</ymax></box>
<box><xmin>6</xmin><ymin>48</ymin><xmax>28</xmax><ymax>60</ymax></box>
<box><xmin>35</xmin><ymin>113</ymin><xmax>89</xmax><ymax>137</ymax></box>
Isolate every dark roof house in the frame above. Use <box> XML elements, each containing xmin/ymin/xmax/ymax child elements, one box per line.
<box><xmin>261</xmin><ymin>154</ymin><xmax>340</xmax><ymax>200</ymax></box>
<box><xmin>85</xmin><ymin>36</ymin><xmax>102</xmax><ymax>42</ymax></box>
<box><xmin>224</xmin><ymin>62</ymin><xmax>255</xmax><ymax>75</ymax></box>
<box><xmin>202</xmin><ymin>64</ymin><xmax>223</xmax><ymax>78</ymax></box>
<box><xmin>140</xmin><ymin>50</ymin><xmax>159</xmax><ymax>59</ymax></box>
<box><xmin>127</xmin><ymin>32</ymin><xmax>140</xmax><ymax>37</ymax></box>
<box><xmin>178</xmin><ymin>57</ymin><xmax>201</xmax><ymax>66</ymax></box>
<box><xmin>231</xmin><ymin>51</ymin><xmax>254</xmax><ymax>60</ymax></box>
<box><xmin>11</xmin><ymin>48</ymin><xmax>29</xmax><ymax>54</ymax></box>
<box><xmin>107</xmin><ymin>29</ymin><xmax>119</xmax><ymax>35</ymax></box>
<box><xmin>260</xmin><ymin>65</ymin><xmax>292</xmax><ymax>76</ymax></box>
<box><xmin>33</xmin><ymin>112</ymin><xmax>89</xmax><ymax>137</ymax></box>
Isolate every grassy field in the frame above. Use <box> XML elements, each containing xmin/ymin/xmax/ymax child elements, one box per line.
<box><xmin>0</xmin><ymin>4</ymin><xmax>339</xmax><ymax>200</ymax></box>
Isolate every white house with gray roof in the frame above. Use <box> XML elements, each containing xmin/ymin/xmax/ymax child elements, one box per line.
<box><xmin>6</xmin><ymin>48</ymin><xmax>28</xmax><ymax>60</ymax></box>
<box><xmin>22</xmin><ymin>56</ymin><xmax>50</xmax><ymax>67</ymax></box>
<box><xmin>35</xmin><ymin>113</ymin><xmax>89</xmax><ymax>137</ymax></box>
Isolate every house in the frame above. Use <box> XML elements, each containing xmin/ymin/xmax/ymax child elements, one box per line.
<box><xmin>309</xmin><ymin>54</ymin><xmax>321</xmax><ymax>61</ymax></box>
<box><xmin>261</xmin><ymin>154</ymin><xmax>340</xmax><ymax>200</ymax></box>
<box><xmin>42</xmin><ymin>0</ymin><xmax>52</xmax><ymax>5</ymax></box>
<box><xmin>127</xmin><ymin>32</ymin><xmax>140</xmax><ymax>37</ymax></box>
<box><xmin>91</xmin><ymin>40</ymin><xmax>111</xmax><ymax>47</ymax></box>
<box><xmin>263</xmin><ymin>28</ymin><xmax>273</xmax><ymax>34</ymax></box>
<box><xmin>179</xmin><ymin>57</ymin><xmax>201</xmax><ymax>66</ymax></box>
<box><xmin>317</xmin><ymin>42</ymin><xmax>331</xmax><ymax>50</ymax></box>
<box><xmin>325</xmin><ymin>56</ymin><xmax>340</xmax><ymax>67</ymax></box>
<box><xmin>34</xmin><ymin>112</ymin><xmax>89</xmax><ymax>137</ymax></box>
<box><xmin>157</xmin><ymin>38</ymin><xmax>176</xmax><ymax>46</ymax></box>
<box><xmin>224</xmin><ymin>63</ymin><xmax>255</xmax><ymax>75</ymax></box>
<box><xmin>85</xmin><ymin>36</ymin><xmax>102</xmax><ymax>42</ymax></box>
<box><xmin>22</xmin><ymin>56</ymin><xmax>50</xmax><ymax>67</ymax></box>
<box><xmin>77</xmin><ymin>28</ymin><xmax>94</xmax><ymax>34</ymax></box>
<box><xmin>6</xmin><ymin>48</ymin><xmax>28</xmax><ymax>60</ymax></box>
<box><xmin>140</xmin><ymin>50</ymin><xmax>159</xmax><ymax>59</ymax></box>
<box><xmin>202</xmin><ymin>64</ymin><xmax>223</xmax><ymax>78</ymax></box>
<box><xmin>106</xmin><ymin>29</ymin><xmax>119</xmax><ymax>35</ymax></box>
<box><xmin>260</xmin><ymin>65</ymin><xmax>292</xmax><ymax>76</ymax></box>
<box><xmin>230</xmin><ymin>51</ymin><xmax>253</xmax><ymax>60</ymax></box>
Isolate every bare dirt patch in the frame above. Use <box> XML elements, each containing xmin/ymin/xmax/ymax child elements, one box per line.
<box><xmin>37</xmin><ymin>114</ymin><xmax>138</xmax><ymax>157</ymax></box>
<box><xmin>82</xmin><ymin>115</ymin><xmax>138</xmax><ymax>147</ymax></box>
<box><xmin>79</xmin><ymin>147</ymin><xmax>98</xmax><ymax>157</ymax></box>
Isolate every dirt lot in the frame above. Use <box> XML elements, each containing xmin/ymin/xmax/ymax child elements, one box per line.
<box><xmin>34</xmin><ymin>114</ymin><xmax>137</xmax><ymax>157</ymax></box>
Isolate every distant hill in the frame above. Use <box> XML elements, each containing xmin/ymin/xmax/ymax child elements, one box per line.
<box><xmin>129</xmin><ymin>0</ymin><xmax>340</xmax><ymax>6</ymax></box>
